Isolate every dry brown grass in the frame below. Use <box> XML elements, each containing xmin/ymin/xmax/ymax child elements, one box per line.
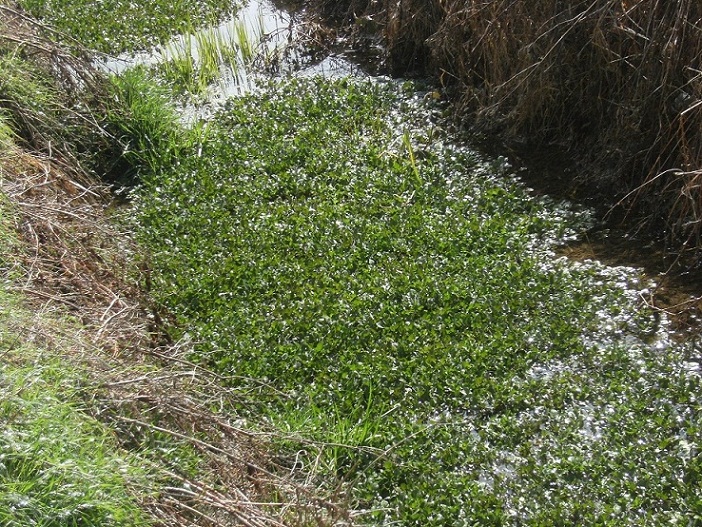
<box><xmin>431</xmin><ymin>0</ymin><xmax>702</xmax><ymax>257</ymax></box>
<box><xmin>0</xmin><ymin>4</ymin><xmax>109</xmax><ymax>157</ymax></box>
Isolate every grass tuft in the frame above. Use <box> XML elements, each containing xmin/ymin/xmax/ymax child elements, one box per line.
<box><xmin>156</xmin><ymin>19</ymin><xmax>262</xmax><ymax>98</ymax></box>
<box><xmin>103</xmin><ymin>66</ymin><xmax>184</xmax><ymax>183</ymax></box>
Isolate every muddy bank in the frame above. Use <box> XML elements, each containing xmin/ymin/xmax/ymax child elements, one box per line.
<box><xmin>474</xmin><ymin>136</ymin><xmax>702</xmax><ymax>336</ymax></box>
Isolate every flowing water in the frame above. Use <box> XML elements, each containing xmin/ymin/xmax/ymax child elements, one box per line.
<box><xmin>101</xmin><ymin>0</ymin><xmax>370</xmax><ymax>113</ymax></box>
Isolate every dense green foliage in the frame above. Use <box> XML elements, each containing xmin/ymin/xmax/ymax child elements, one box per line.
<box><xmin>131</xmin><ymin>76</ymin><xmax>702</xmax><ymax>525</ymax></box>
<box><xmin>5</xmin><ymin>0</ymin><xmax>700</xmax><ymax>521</ymax></box>
<box><xmin>18</xmin><ymin>0</ymin><xmax>237</xmax><ymax>53</ymax></box>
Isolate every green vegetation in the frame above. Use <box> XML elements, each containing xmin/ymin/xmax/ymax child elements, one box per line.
<box><xmin>0</xmin><ymin>110</ymin><xmax>16</xmax><ymax>148</ymax></box>
<box><xmin>131</xmin><ymin>75</ymin><xmax>702</xmax><ymax>525</ymax></box>
<box><xmin>104</xmin><ymin>66</ymin><xmax>185</xmax><ymax>181</ymax></box>
<box><xmin>4</xmin><ymin>0</ymin><xmax>701</xmax><ymax>524</ymax></box>
<box><xmin>18</xmin><ymin>0</ymin><xmax>237</xmax><ymax>53</ymax></box>
<box><xmin>1</xmin><ymin>11</ymin><xmax>342</xmax><ymax>524</ymax></box>
<box><xmin>17</xmin><ymin>0</ymin><xmax>270</xmax><ymax>99</ymax></box>
<box><xmin>156</xmin><ymin>18</ymin><xmax>259</xmax><ymax>98</ymax></box>
<box><xmin>0</xmin><ymin>351</ymin><xmax>151</xmax><ymax>527</ymax></box>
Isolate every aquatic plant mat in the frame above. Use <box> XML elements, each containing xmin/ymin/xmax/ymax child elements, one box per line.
<box><xmin>132</xmin><ymin>75</ymin><xmax>702</xmax><ymax>525</ymax></box>
<box><xmin>301</xmin><ymin>0</ymin><xmax>702</xmax><ymax>263</ymax></box>
<box><xmin>17</xmin><ymin>0</ymin><xmax>238</xmax><ymax>53</ymax></box>
<box><xmin>3</xmin><ymin>0</ymin><xmax>702</xmax><ymax>524</ymax></box>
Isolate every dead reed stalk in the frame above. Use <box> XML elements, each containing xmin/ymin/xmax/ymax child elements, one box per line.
<box><xmin>446</xmin><ymin>0</ymin><xmax>702</xmax><ymax>261</ymax></box>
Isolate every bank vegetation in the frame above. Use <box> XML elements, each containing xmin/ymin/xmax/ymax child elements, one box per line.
<box><xmin>0</xmin><ymin>4</ymin><xmax>350</xmax><ymax>525</ymax></box>
<box><xmin>3</xmin><ymin>1</ymin><xmax>702</xmax><ymax>525</ymax></box>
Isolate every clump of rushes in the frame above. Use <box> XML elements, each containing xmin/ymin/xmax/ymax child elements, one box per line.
<box><xmin>156</xmin><ymin>19</ymin><xmax>261</xmax><ymax>98</ymax></box>
<box><xmin>133</xmin><ymin>76</ymin><xmax>702</xmax><ymax>525</ymax></box>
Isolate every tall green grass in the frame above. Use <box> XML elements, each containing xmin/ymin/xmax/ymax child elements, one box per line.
<box><xmin>131</xmin><ymin>76</ymin><xmax>702</xmax><ymax>525</ymax></box>
<box><xmin>103</xmin><ymin>67</ymin><xmax>186</xmax><ymax>184</ymax></box>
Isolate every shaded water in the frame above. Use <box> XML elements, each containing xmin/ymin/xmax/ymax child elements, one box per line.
<box><xmin>500</xmin><ymin>143</ymin><xmax>702</xmax><ymax>337</ymax></box>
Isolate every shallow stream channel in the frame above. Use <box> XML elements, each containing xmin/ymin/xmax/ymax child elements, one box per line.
<box><xmin>95</xmin><ymin>0</ymin><xmax>702</xmax><ymax>524</ymax></box>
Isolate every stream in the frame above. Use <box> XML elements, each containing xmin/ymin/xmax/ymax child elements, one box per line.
<box><xmin>104</xmin><ymin>0</ymin><xmax>702</xmax><ymax>524</ymax></box>
<box><xmin>106</xmin><ymin>0</ymin><xmax>702</xmax><ymax>332</ymax></box>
